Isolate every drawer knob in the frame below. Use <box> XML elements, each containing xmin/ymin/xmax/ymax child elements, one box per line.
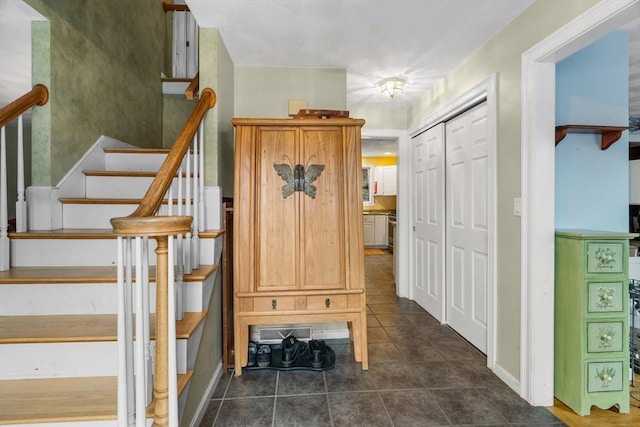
<box><xmin>272</xmin><ymin>299</ymin><xmax>277</xmax><ymax>309</ymax></box>
<box><xmin>325</xmin><ymin>298</ymin><xmax>330</xmax><ymax>308</ymax></box>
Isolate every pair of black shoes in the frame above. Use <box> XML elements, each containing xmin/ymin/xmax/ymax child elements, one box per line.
<box><xmin>247</xmin><ymin>341</ymin><xmax>271</xmax><ymax>367</ymax></box>
<box><xmin>281</xmin><ymin>336</ymin><xmax>327</xmax><ymax>368</ymax></box>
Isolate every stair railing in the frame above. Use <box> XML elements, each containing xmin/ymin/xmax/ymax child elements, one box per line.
<box><xmin>0</xmin><ymin>84</ymin><xmax>49</xmax><ymax>271</ymax></box>
<box><xmin>111</xmin><ymin>87</ymin><xmax>216</xmax><ymax>427</ymax></box>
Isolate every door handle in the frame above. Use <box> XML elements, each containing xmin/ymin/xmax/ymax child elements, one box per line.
<box><xmin>272</xmin><ymin>299</ymin><xmax>277</xmax><ymax>309</ymax></box>
<box><xmin>325</xmin><ymin>298</ymin><xmax>330</xmax><ymax>308</ymax></box>
<box><xmin>413</xmin><ymin>226</ymin><xmax>416</xmax><ymax>231</ymax></box>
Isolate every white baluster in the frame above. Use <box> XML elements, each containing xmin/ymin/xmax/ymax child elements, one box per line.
<box><xmin>0</xmin><ymin>126</ymin><xmax>9</xmax><ymax>271</ymax></box>
<box><xmin>168</xmin><ymin>235</ymin><xmax>179</xmax><ymax>427</ymax></box>
<box><xmin>142</xmin><ymin>237</ymin><xmax>152</xmax><ymax>406</ymax></box>
<box><xmin>116</xmin><ymin>237</ymin><xmax>128</xmax><ymax>427</ymax></box>
<box><xmin>184</xmin><ymin>138</ymin><xmax>193</xmax><ymax>274</ymax></box>
<box><xmin>134</xmin><ymin>237</ymin><xmax>146</xmax><ymax>427</ymax></box>
<box><xmin>125</xmin><ymin>238</ymin><xmax>135</xmax><ymax>426</ymax></box>
<box><xmin>16</xmin><ymin>115</ymin><xmax>26</xmax><ymax>232</ymax></box>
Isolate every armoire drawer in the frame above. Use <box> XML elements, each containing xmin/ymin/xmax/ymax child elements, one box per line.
<box><xmin>586</xmin><ymin>321</ymin><xmax>624</xmax><ymax>353</ymax></box>
<box><xmin>253</xmin><ymin>296</ymin><xmax>296</xmax><ymax>311</ymax></box>
<box><xmin>586</xmin><ymin>360</ymin><xmax>625</xmax><ymax>393</ymax></box>
<box><xmin>586</xmin><ymin>281</ymin><xmax>625</xmax><ymax>314</ymax></box>
<box><xmin>586</xmin><ymin>242</ymin><xmax>624</xmax><ymax>274</ymax></box>
<box><xmin>307</xmin><ymin>295</ymin><xmax>348</xmax><ymax>310</ymax></box>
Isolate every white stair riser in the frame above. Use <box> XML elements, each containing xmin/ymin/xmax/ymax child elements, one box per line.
<box><xmin>0</xmin><ymin>338</ymin><xmax>191</xmax><ymax>379</ymax></box>
<box><xmin>105</xmin><ymin>152</ymin><xmax>168</xmax><ymax>171</ymax></box>
<box><xmin>85</xmin><ymin>175</ymin><xmax>195</xmax><ymax>199</ymax></box>
<box><xmin>61</xmin><ymin>203</ymin><xmax>194</xmax><ymax>229</ymax></box>
<box><xmin>0</xmin><ymin>280</ymin><xmax>211</xmax><ymax>315</ymax></box>
<box><xmin>10</xmin><ymin>237</ymin><xmax>216</xmax><ymax>267</ymax></box>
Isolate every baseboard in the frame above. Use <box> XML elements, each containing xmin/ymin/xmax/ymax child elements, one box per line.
<box><xmin>493</xmin><ymin>362</ymin><xmax>521</xmax><ymax>398</ymax></box>
<box><xmin>188</xmin><ymin>360</ymin><xmax>223</xmax><ymax>427</ymax></box>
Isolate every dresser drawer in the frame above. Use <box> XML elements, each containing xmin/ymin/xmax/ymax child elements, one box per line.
<box><xmin>253</xmin><ymin>296</ymin><xmax>296</xmax><ymax>311</ymax></box>
<box><xmin>307</xmin><ymin>295</ymin><xmax>348</xmax><ymax>310</ymax></box>
<box><xmin>587</xmin><ymin>360</ymin><xmax>625</xmax><ymax>393</ymax></box>
<box><xmin>586</xmin><ymin>321</ymin><xmax>624</xmax><ymax>353</ymax></box>
<box><xmin>586</xmin><ymin>281</ymin><xmax>625</xmax><ymax>314</ymax></box>
<box><xmin>586</xmin><ymin>242</ymin><xmax>624</xmax><ymax>274</ymax></box>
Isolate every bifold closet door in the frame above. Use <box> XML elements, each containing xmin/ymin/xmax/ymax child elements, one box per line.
<box><xmin>445</xmin><ymin>102</ymin><xmax>489</xmax><ymax>353</ymax></box>
<box><xmin>411</xmin><ymin>123</ymin><xmax>445</xmax><ymax>321</ymax></box>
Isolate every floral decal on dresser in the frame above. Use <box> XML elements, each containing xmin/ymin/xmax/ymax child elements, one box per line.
<box><xmin>597</xmin><ymin>326</ymin><xmax>616</xmax><ymax>350</ymax></box>
<box><xmin>595</xmin><ymin>287</ymin><xmax>616</xmax><ymax>309</ymax></box>
<box><xmin>594</xmin><ymin>366</ymin><xmax>616</xmax><ymax>389</ymax></box>
<box><xmin>595</xmin><ymin>247</ymin><xmax>616</xmax><ymax>269</ymax></box>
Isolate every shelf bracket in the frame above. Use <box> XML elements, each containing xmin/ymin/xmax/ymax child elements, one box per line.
<box><xmin>555</xmin><ymin>125</ymin><xmax>628</xmax><ymax>150</ymax></box>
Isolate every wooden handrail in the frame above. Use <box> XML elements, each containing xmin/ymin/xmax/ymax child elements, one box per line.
<box><xmin>0</xmin><ymin>84</ymin><xmax>49</xmax><ymax>127</ymax></box>
<box><xmin>163</xmin><ymin>1</ymin><xmax>189</xmax><ymax>12</ymax></box>
<box><xmin>185</xmin><ymin>73</ymin><xmax>199</xmax><ymax>100</ymax></box>
<box><xmin>127</xmin><ymin>87</ymin><xmax>216</xmax><ymax>218</ymax></box>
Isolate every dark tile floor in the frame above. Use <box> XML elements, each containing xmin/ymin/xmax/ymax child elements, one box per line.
<box><xmin>200</xmin><ymin>253</ymin><xmax>565</xmax><ymax>426</ymax></box>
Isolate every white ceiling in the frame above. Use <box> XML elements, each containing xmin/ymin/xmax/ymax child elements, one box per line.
<box><xmin>1</xmin><ymin>0</ymin><xmax>638</xmax><ymax>155</ymax></box>
<box><xmin>186</xmin><ymin>0</ymin><xmax>535</xmax><ymax>109</ymax></box>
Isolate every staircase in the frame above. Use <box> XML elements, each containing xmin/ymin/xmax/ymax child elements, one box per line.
<box><xmin>0</xmin><ymin>146</ymin><xmax>223</xmax><ymax>426</ymax></box>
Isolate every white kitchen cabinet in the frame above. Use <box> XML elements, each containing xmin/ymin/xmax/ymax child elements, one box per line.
<box><xmin>374</xmin><ymin>215</ymin><xmax>387</xmax><ymax>245</ymax></box>
<box><xmin>374</xmin><ymin>165</ymin><xmax>397</xmax><ymax>196</ymax></box>
<box><xmin>363</xmin><ymin>215</ymin><xmax>375</xmax><ymax>246</ymax></box>
<box><xmin>363</xmin><ymin>214</ymin><xmax>387</xmax><ymax>247</ymax></box>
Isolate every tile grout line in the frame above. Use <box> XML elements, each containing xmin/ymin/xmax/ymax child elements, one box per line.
<box><xmin>271</xmin><ymin>371</ymin><xmax>279</xmax><ymax>427</ymax></box>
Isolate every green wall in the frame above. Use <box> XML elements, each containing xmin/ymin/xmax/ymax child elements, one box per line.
<box><xmin>162</xmin><ymin>95</ymin><xmax>196</xmax><ymax>148</ymax></box>
<box><xmin>25</xmin><ymin>0</ymin><xmax>168</xmax><ymax>185</ymax></box>
<box><xmin>180</xmin><ymin>272</ymin><xmax>222</xmax><ymax>427</ymax></box>
<box><xmin>234</xmin><ymin>66</ymin><xmax>347</xmax><ymax>117</ymax></box>
<box><xmin>406</xmin><ymin>0</ymin><xmax>599</xmax><ymax>378</ymax></box>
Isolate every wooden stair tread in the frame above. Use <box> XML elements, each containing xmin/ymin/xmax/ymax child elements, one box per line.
<box><xmin>58</xmin><ymin>197</ymin><xmax>194</xmax><ymax>205</ymax></box>
<box><xmin>0</xmin><ymin>263</ymin><xmax>219</xmax><ymax>284</ymax></box>
<box><xmin>9</xmin><ymin>229</ymin><xmax>223</xmax><ymax>240</ymax></box>
<box><xmin>0</xmin><ymin>372</ymin><xmax>193</xmax><ymax>424</ymax></box>
<box><xmin>83</xmin><ymin>170</ymin><xmax>192</xmax><ymax>178</ymax></box>
<box><xmin>9</xmin><ymin>228</ymin><xmax>115</xmax><ymax>239</ymax></box>
<box><xmin>103</xmin><ymin>147</ymin><xmax>172</xmax><ymax>154</ymax></box>
<box><xmin>0</xmin><ymin>312</ymin><xmax>207</xmax><ymax>343</ymax></box>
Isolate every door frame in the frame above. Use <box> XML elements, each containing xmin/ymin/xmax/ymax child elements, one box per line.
<box><xmin>361</xmin><ymin>129</ymin><xmax>408</xmax><ymax>298</ymax></box>
<box><xmin>520</xmin><ymin>0</ymin><xmax>639</xmax><ymax>406</ymax></box>
<box><xmin>407</xmin><ymin>74</ymin><xmax>498</xmax><ymax>371</ymax></box>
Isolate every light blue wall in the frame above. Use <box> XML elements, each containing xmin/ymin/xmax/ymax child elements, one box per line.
<box><xmin>555</xmin><ymin>30</ymin><xmax>629</xmax><ymax>232</ymax></box>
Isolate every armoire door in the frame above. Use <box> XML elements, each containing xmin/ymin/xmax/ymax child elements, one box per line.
<box><xmin>255</xmin><ymin>126</ymin><xmax>346</xmax><ymax>292</ymax></box>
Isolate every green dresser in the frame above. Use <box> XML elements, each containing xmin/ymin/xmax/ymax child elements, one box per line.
<box><xmin>555</xmin><ymin>230</ymin><xmax>637</xmax><ymax>416</ymax></box>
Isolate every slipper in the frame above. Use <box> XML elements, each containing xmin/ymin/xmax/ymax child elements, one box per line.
<box><xmin>257</xmin><ymin>344</ymin><xmax>272</xmax><ymax>367</ymax></box>
<box><xmin>247</xmin><ymin>341</ymin><xmax>258</xmax><ymax>367</ymax></box>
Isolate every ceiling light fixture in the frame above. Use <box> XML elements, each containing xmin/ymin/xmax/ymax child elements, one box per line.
<box><xmin>379</xmin><ymin>77</ymin><xmax>406</xmax><ymax>98</ymax></box>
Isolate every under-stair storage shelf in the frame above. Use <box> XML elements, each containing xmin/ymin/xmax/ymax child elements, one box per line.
<box><xmin>555</xmin><ymin>125</ymin><xmax>628</xmax><ymax>150</ymax></box>
<box><xmin>554</xmin><ymin>229</ymin><xmax>638</xmax><ymax>416</ymax></box>
<box><xmin>232</xmin><ymin>117</ymin><xmax>368</xmax><ymax>376</ymax></box>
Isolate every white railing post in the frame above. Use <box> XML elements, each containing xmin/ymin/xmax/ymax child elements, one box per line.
<box><xmin>0</xmin><ymin>126</ymin><xmax>8</xmax><ymax>271</ymax></box>
<box><xmin>142</xmin><ymin>237</ymin><xmax>152</xmax><ymax>406</ymax></box>
<box><xmin>16</xmin><ymin>115</ymin><xmax>26</xmax><ymax>232</ymax></box>
<box><xmin>116</xmin><ymin>237</ymin><xmax>128</xmax><ymax>427</ymax></box>
<box><xmin>134</xmin><ymin>237</ymin><xmax>146</xmax><ymax>427</ymax></box>
<box><xmin>168</xmin><ymin>235</ymin><xmax>179</xmax><ymax>427</ymax></box>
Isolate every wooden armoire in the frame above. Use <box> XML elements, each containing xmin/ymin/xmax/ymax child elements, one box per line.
<box><xmin>232</xmin><ymin>117</ymin><xmax>368</xmax><ymax>375</ymax></box>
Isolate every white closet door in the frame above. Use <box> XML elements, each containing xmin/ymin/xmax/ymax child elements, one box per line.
<box><xmin>445</xmin><ymin>102</ymin><xmax>489</xmax><ymax>352</ymax></box>
<box><xmin>411</xmin><ymin>124</ymin><xmax>445</xmax><ymax>321</ymax></box>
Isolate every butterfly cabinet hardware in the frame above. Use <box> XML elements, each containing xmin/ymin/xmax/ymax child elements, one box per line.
<box><xmin>273</xmin><ymin>155</ymin><xmax>325</xmax><ymax>199</ymax></box>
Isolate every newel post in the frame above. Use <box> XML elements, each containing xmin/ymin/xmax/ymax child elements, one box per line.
<box><xmin>153</xmin><ymin>235</ymin><xmax>170</xmax><ymax>427</ymax></box>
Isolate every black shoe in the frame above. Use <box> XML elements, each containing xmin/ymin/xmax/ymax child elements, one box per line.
<box><xmin>281</xmin><ymin>336</ymin><xmax>306</xmax><ymax>367</ymax></box>
<box><xmin>247</xmin><ymin>341</ymin><xmax>258</xmax><ymax>367</ymax></box>
<box><xmin>308</xmin><ymin>340</ymin><xmax>326</xmax><ymax>368</ymax></box>
<box><xmin>257</xmin><ymin>344</ymin><xmax>271</xmax><ymax>367</ymax></box>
